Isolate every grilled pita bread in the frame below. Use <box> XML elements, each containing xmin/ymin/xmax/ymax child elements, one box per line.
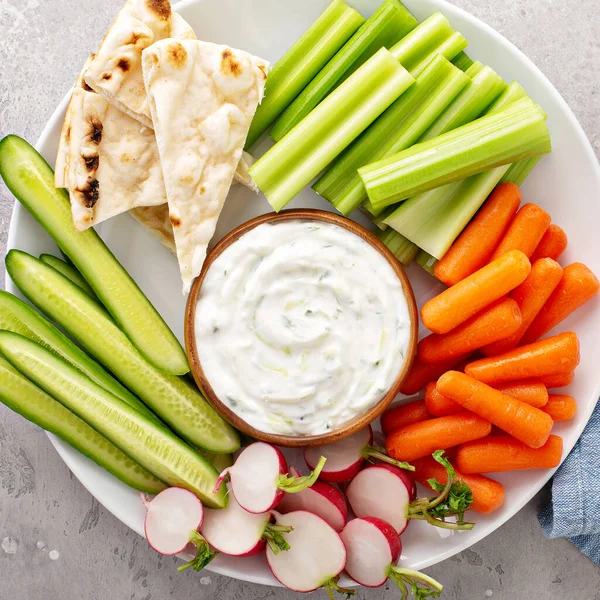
<box><xmin>130</xmin><ymin>204</ymin><xmax>176</xmax><ymax>253</ymax></box>
<box><xmin>142</xmin><ymin>39</ymin><xmax>268</xmax><ymax>293</ymax></box>
<box><xmin>83</xmin><ymin>0</ymin><xmax>196</xmax><ymax>129</ymax></box>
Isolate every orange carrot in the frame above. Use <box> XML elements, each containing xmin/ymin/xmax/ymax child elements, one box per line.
<box><xmin>465</xmin><ymin>331</ymin><xmax>580</xmax><ymax>385</ymax></box>
<box><xmin>437</xmin><ymin>371</ymin><xmax>553</xmax><ymax>448</ymax></box>
<box><xmin>421</xmin><ymin>250</ymin><xmax>531</xmax><ymax>335</ymax></box>
<box><xmin>399</xmin><ymin>354</ymin><xmax>471</xmax><ymax>395</ymax></box>
<box><xmin>530</xmin><ymin>224</ymin><xmax>568</xmax><ymax>262</ymax></box>
<box><xmin>522</xmin><ymin>263</ymin><xmax>600</xmax><ymax>344</ymax></box>
<box><xmin>490</xmin><ymin>203</ymin><xmax>551</xmax><ymax>260</ymax></box>
<box><xmin>456</xmin><ymin>435</ymin><xmax>563</xmax><ymax>473</ymax></box>
<box><xmin>413</xmin><ymin>455</ymin><xmax>505</xmax><ymax>514</ymax></box>
<box><xmin>425</xmin><ymin>382</ymin><xmax>461</xmax><ymax>416</ymax></box>
<box><xmin>386</xmin><ymin>412</ymin><xmax>491</xmax><ymax>462</ymax></box>
<box><xmin>494</xmin><ymin>382</ymin><xmax>548</xmax><ymax>408</ymax></box>
<box><xmin>542</xmin><ymin>394</ymin><xmax>576</xmax><ymax>422</ymax></box>
<box><xmin>434</xmin><ymin>183</ymin><xmax>522</xmax><ymax>286</ymax></box>
<box><xmin>482</xmin><ymin>258</ymin><xmax>563</xmax><ymax>356</ymax></box>
<box><xmin>536</xmin><ymin>371</ymin><xmax>575</xmax><ymax>389</ymax></box>
<box><xmin>381</xmin><ymin>400</ymin><xmax>430</xmax><ymax>436</ymax></box>
<box><xmin>419</xmin><ymin>298</ymin><xmax>522</xmax><ymax>363</ymax></box>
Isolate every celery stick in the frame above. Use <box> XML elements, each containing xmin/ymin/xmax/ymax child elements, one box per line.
<box><xmin>270</xmin><ymin>0</ymin><xmax>418</xmax><ymax>142</ymax></box>
<box><xmin>378</xmin><ymin>228</ymin><xmax>419</xmax><ymax>265</ymax></box>
<box><xmin>416</xmin><ymin>250</ymin><xmax>438</xmax><ymax>275</ymax></box>
<box><xmin>313</xmin><ymin>55</ymin><xmax>468</xmax><ymax>215</ymax></box>
<box><xmin>246</xmin><ymin>0</ymin><xmax>364</xmax><ymax>148</ymax></box>
<box><xmin>451</xmin><ymin>52</ymin><xmax>473</xmax><ymax>72</ymax></box>
<box><xmin>420</xmin><ymin>62</ymin><xmax>506</xmax><ymax>141</ymax></box>
<box><xmin>384</xmin><ymin>165</ymin><xmax>510</xmax><ymax>258</ymax></box>
<box><xmin>501</xmin><ymin>156</ymin><xmax>541</xmax><ymax>185</ymax></box>
<box><xmin>382</xmin><ymin>81</ymin><xmax>530</xmax><ymax>257</ymax></box>
<box><xmin>369</xmin><ymin>207</ymin><xmax>393</xmax><ymax>230</ymax></box>
<box><xmin>360</xmin><ymin>97</ymin><xmax>551</xmax><ymax>209</ymax></box>
<box><xmin>249</xmin><ymin>49</ymin><xmax>414</xmax><ymax>212</ymax></box>
<box><xmin>389</xmin><ymin>13</ymin><xmax>467</xmax><ymax>76</ymax></box>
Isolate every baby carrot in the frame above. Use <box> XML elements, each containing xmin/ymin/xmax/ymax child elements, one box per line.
<box><xmin>386</xmin><ymin>412</ymin><xmax>492</xmax><ymax>462</ymax></box>
<box><xmin>425</xmin><ymin>382</ymin><xmax>461</xmax><ymax>416</ymax></box>
<box><xmin>421</xmin><ymin>250</ymin><xmax>531</xmax><ymax>335</ymax></box>
<box><xmin>536</xmin><ymin>371</ymin><xmax>575</xmax><ymax>389</ymax></box>
<box><xmin>399</xmin><ymin>354</ymin><xmax>471</xmax><ymax>395</ymax></box>
<box><xmin>456</xmin><ymin>435</ymin><xmax>563</xmax><ymax>473</ymax></box>
<box><xmin>418</xmin><ymin>298</ymin><xmax>522</xmax><ymax>363</ymax></box>
<box><xmin>437</xmin><ymin>371</ymin><xmax>553</xmax><ymax>448</ymax></box>
<box><xmin>542</xmin><ymin>394</ymin><xmax>576</xmax><ymax>422</ymax></box>
<box><xmin>465</xmin><ymin>331</ymin><xmax>580</xmax><ymax>385</ymax></box>
<box><xmin>482</xmin><ymin>258</ymin><xmax>563</xmax><ymax>356</ymax></box>
<box><xmin>434</xmin><ymin>183</ymin><xmax>522</xmax><ymax>286</ymax></box>
<box><xmin>381</xmin><ymin>399</ymin><xmax>430</xmax><ymax>436</ymax></box>
<box><xmin>494</xmin><ymin>381</ymin><xmax>548</xmax><ymax>408</ymax></box>
<box><xmin>426</xmin><ymin>380</ymin><xmax>548</xmax><ymax>417</ymax></box>
<box><xmin>530</xmin><ymin>224</ymin><xmax>568</xmax><ymax>262</ymax></box>
<box><xmin>521</xmin><ymin>263</ymin><xmax>600</xmax><ymax>344</ymax></box>
<box><xmin>413</xmin><ymin>455</ymin><xmax>505</xmax><ymax>514</ymax></box>
<box><xmin>490</xmin><ymin>203</ymin><xmax>551</xmax><ymax>260</ymax></box>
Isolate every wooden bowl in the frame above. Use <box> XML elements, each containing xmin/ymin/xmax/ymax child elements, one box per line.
<box><xmin>185</xmin><ymin>209</ymin><xmax>418</xmax><ymax>448</ymax></box>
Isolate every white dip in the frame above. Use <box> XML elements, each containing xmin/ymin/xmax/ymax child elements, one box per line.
<box><xmin>195</xmin><ymin>220</ymin><xmax>411</xmax><ymax>436</ymax></box>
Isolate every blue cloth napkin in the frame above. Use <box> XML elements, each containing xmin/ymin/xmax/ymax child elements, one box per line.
<box><xmin>538</xmin><ymin>399</ymin><xmax>600</xmax><ymax>563</ymax></box>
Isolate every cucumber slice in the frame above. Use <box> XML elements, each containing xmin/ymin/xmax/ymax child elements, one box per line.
<box><xmin>39</xmin><ymin>254</ymin><xmax>98</xmax><ymax>300</ymax></box>
<box><xmin>0</xmin><ymin>332</ymin><xmax>227</xmax><ymax>508</ymax></box>
<box><xmin>0</xmin><ymin>135</ymin><xmax>188</xmax><ymax>375</ymax></box>
<box><xmin>6</xmin><ymin>250</ymin><xmax>240</xmax><ymax>454</ymax></box>
<box><xmin>0</xmin><ymin>290</ymin><xmax>159</xmax><ymax>423</ymax></box>
<box><xmin>0</xmin><ymin>354</ymin><xmax>165</xmax><ymax>494</ymax></box>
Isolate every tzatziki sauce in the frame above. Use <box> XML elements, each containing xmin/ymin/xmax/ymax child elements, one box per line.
<box><xmin>195</xmin><ymin>219</ymin><xmax>411</xmax><ymax>436</ymax></box>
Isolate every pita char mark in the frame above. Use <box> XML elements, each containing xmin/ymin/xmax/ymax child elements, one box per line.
<box><xmin>83</xmin><ymin>155</ymin><xmax>99</xmax><ymax>171</ymax></box>
<box><xmin>169</xmin><ymin>214</ymin><xmax>182</xmax><ymax>228</ymax></box>
<box><xmin>75</xmin><ymin>177</ymin><xmax>100</xmax><ymax>209</ymax></box>
<box><xmin>146</xmin><ymin>0</ymin><xmax>171</xmax><ymax>20</ymax></box>
<box><xmin>117</xmin><ymin>58</ymin><xmax>131</xmax><ymax>72</ymax></box>
<box><xmin>87</xmin><ymin>116</ymin><xmax>103</xmax><ymax>144</ymax></box>
<box><xmin>166</xmin><ymin>43</ymin><xmax>188</xmax><ymax>69</ymax></box>
<box><xmin>221</xmin><ymin>49</ymin><xmax>242</xmax><ymax>77</ymax></box>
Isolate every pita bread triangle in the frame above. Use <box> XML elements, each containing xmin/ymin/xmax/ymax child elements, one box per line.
<box><xmin>142</xmin><ymin>39</ymin><xmax>268</xmax><ymax>293</ymax></box>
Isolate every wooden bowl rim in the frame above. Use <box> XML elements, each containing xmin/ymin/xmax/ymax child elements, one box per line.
<box><xmin>185</xmin><ymin>209</ymin><xmax>418</xmax><ymax>448</ymax></box>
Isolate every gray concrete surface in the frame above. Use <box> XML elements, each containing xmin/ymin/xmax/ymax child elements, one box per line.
<box><xmin>1</xmin><ymin>1</ymin><xmax>599</xmax><ymax>598</ymax></box>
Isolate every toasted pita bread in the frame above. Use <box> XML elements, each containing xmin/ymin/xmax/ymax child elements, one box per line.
<box><xmin>84</xmin><ymin>0</ymin><xmax>195</xmax><ymax>129</ymax></box>
<box><xmin>142</xmin><ymin>39</ymin><xmax>268</xmax><ymax>293</ymax></box>
<box><xmin>130</xmin><ymin>204</ymin><xmax>176</xmax><ymax>253</ymax></box>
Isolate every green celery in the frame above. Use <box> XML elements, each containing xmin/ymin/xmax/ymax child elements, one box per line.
<box><xmin>270</xmin><ymin>0</ymin><xmax>418</xmax><ymax>142</ymax></box>
<box><xmin>313</xmin><ymin>55</ymin><xmax>468</xmax><ymax>215</ymax></box>
<box><xmin>383</xmin><ymin>82</ymin><xmax>532</xmax><ymax>258</ymax></box>
<box><xmin>249</xmin><ymin>48</ymin><xmax>414</xmax><ymax>212</ymax></box>
<box><xmin>501</xmin><ymin>157</ymin><xmax>541</xmax><ymax>185</ymax></box>
<box><xmin>389</xmin><ymin>13</ymin><xmax>467</xmax><ymax>76</ymax></box>
<box><xmin>416</xmin><ymin>250</ymin><xmax>438</xmax><ymax>275</ymax></box>
<box><xmin>451</xmin><ymin>51</ymin><xmax>473</xmax><ymax>72</ymax></box>
<box><xmin>245</xmin><ymin>0</ymin><xmax>364</xmax><ymax>148</ymax></box>
<box><xmin>384</xmin><ymin>166</ymin><xmax>510</xmax><ymax>258</ymax></box>
<box><xmin>420</xmin><ymin>62</ymin><xmax>506</xmax><ymax>141</ymax></box>
<box><xmin>378</xmin><ymin>228</ymin><xmax>419</xmax><ymax>265</ymax></box>
<box><xmin>359</xmin><ymin>97</ymin><xmax>552</xmax><ymax>209</ymax></box>
<box><xmin>369</xmin><ymin>207</ymin><xmax>393</xmax><ymax>230</ymax></box>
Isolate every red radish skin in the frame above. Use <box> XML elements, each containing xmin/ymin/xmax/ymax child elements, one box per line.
<box><xmin>201</xmin><ymin>484</ymin><xmax>291</xmax><ymax>557</ymax></box>
<box><xmin>304</xmin><ymin>426</ymin><xmax>413</xmax><ymax>484</ymax></box>
<box><xmin>346</xmin><ymin>464</ymin><xmax>415</xmax><ymax>534</ymax></box>
<box><xmin>266</xmin><ymin>511</ymin><xmax>351</xmax><ymax>596</ymax></box>
<box><xmin>277</xmin><ymin>468</ymin><xmax>348</xmax><ymax>532</ymax></box>
<box><xmin>214</xmin><ymin>442</ymin><xmax>326</xmax><ymax>514</ymax></box>
<box><xmin>341</xmin><ymin>517</ymin><xmax>443</xmax><ymax>597</ymax></box>
<box><xmin>141</xmin><ymin>488</ymin><xmax>217</xmax><ymax>572</ymax></box>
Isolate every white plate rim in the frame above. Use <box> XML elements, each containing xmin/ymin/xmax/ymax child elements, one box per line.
<box><xmin>5</xmin><ymin>0</ymin><xmax>600</xmax><ymax>585</ymax></box>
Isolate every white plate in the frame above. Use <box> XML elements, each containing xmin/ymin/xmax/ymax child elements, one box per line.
<box><xmin>6</xmin><ymin>0</ymin><xmax>600</xmax><ymax>587</ymax></box>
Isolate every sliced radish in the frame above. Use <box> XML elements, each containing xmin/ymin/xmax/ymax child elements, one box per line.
<box><xmin>346</xmin><ymin>452</ymin><xmax>476</xmax><ymax>534</ymax></box>
<box><xmin>277</xmin><ymin>468</ymin><xmax>348</xmax><ymax>532</ymax></box>
<box><xmin>214</xmin><ymin>442</ymin><xmax>326</xmax><ymax>514</ymax></box>
<box><xmin>141</xmin><ymin>488</ymin><xmax>217</xmax><ymax>572</ymax></box>
<box><xmin>341</xmin><ymin>517</ymin><xmax>443</xmax><ymax>597</ymax></box>
<box><xmin>304</xmin><ymin>426</ymin><xmax>413</xmax><ymax>483</ymax></box>
<box><xmin>201</xmin><ymin>484</ymin><xmax>291</xmax><ymax>557</ymax></box>
<box><xmin>266</xmin><ymin>511</ymin><xmax>352</xmax><ymax>596</ymax></box>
